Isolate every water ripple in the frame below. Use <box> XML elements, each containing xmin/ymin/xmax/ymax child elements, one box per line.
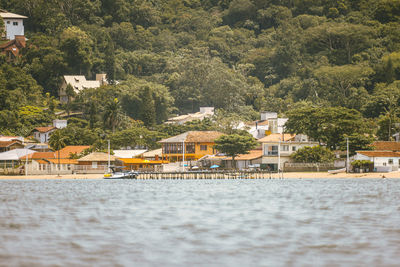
<box><xmin>1</xmin><ymin>179</ymin><xmax>400</xmax><ymax>266</ymax></box>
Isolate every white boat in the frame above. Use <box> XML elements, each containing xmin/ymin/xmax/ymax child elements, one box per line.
<box><xmin>328</xmin><ymin>168</ymin><xmax>346</xmax><ymax>174</ymax></box>
<box><xmin>104</xmin><ymin>166</ymin><xmax>138</xmax><ymax>179</ymax></box>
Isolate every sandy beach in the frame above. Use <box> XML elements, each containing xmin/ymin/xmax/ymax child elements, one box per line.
<box><xmin>0</xmin><ymin>171</ymin><xmax>400</xmax><ymax>179</ymax></box>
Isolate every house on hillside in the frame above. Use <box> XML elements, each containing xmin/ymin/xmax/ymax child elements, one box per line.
<box><xmin>59</xmin><ymin>74</ymin><xmax>107</xmax><ymax>103</ymax></box>
<box><xmin>0</xmin><ymin>139</ymin><xmax>24</xmax><ymax>152</ymax></box>
<box><xmin>0</xmin><ymin>10</ymin><xmax>27</xmax><ymax>59</ymax></box>
<box><xmin>32</xmin><ymin>119</ymin><xmax>68</xmax><ymax>143</ymax></box>
<box><xmin>159</xmin><ymin>131</ymin><xmax>224</xmax><ymax>162</ymax></box>
<box><xmin>259</xmin><ymin>133</ymin><xmax>319</xmax><ymax>171</ymax></box>
<box><xmin>165</xmin><ymin>107</ymin><xmax>214</xmax><ymax>125</ymax></box>
<box><xmin>235</xmin><ymin>112</ymin><xmax>288</xmax><ymax>139</ymax></box>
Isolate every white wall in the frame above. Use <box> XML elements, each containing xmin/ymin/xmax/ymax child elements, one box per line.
<box><xmin>4</xmin><ymin>18</ymin><xmax>24</xmax><ymax>40</ymax></box>
<box><xmin>355</xmin><ymin>153</ymin><xmax>400</xmax><ymax>168</ymax></box>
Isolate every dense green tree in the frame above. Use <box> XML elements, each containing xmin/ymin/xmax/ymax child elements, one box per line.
<box><xmin>290</xmin><ymin>146</ymin><xmax>335</xmax><ymax>163</ymax></box>
<box><xmin>139</xmin><ymin>86</ymin><xmax>156</xmax><ymax>127</ymax></box>
<box><xmin>103</xmin><ymin>98</ymin><xmax>123</xmax><ymax>133</ymax></box>
<box><xmin>338</xmin><ymin>133</ymin><xmax>375</xmax><ymax>155</ymax></box>
<box><xmin>285</xmin><ymin>106</ymin><xmax>368</xmax><ymax>149</ymax></box>
<box><xmin>214</xmin><ymin>133</ymin><xmax>257</xmax><ymax>169</ymax></box>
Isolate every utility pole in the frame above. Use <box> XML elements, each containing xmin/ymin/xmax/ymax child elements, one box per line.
<box><xmin>278</xmin><ymin>138</ymin><xmax>281</xmax><ymax>176</ymax></box>
<box><xmin>346</xmin><ymin>137</ymin><xmax>350</xmax><ymax>173</ymax></box>
<box><xmin>182</xmin><ymin>140</ymin><xmax>185</xmax><ymax>172</ymax></box>
<box><xmin>108</xmin><ymin>139</ymin><xmax>110</xmax><ymax>173</ymax></box>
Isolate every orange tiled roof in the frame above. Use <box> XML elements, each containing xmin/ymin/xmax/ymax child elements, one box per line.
<box><xmin>21</xmin><ymin>152</ymin><xmax>56</xmax><ymax>160</ymax></box>
<box><xmin>371</xmin><ymin>141</ymin><xmax>400</xmax><ymax>151</ymax></box>
<box><xmin>36</xmin><ymin>159</ymin><xmax>49</xmax><ymax>165</ymax></box>
<box><xmin>34</xmin><ymin>127</ymin><xmax>56</xmax><ymax>133</ymax></box>
<box><xmin>118</xmin><ymin>158</ymin><xmax>168</xmax><ymax>164</ymax></box>
<box><xmin>0</xmin><ymin>140</ymin><xmax>23</xmax><ymax>148</ymax></box>
<box><xmin>223</xmin><ymin>150</ymin><xmax>263</xmax><ymax>161</ymax></box>
<box><xmin>357</xmin><ymin>151</ymin><xmax>400</xmax><ymax>157</ymax></box>
<box><xmin>47</xmin><ymin>159</ymin><xmax>78</xmax><ymax>165</ymax></box>
<box><xmin>258</xmin><ymin>133</ymin><xmax>296</xmax><ymax>143</ymax></box>
<box><xmin>57</xmin><ymin>146</ymin><xmax>90</xmax><ymax>158</ymax></box>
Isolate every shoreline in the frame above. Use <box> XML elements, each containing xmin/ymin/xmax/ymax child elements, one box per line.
<box><xmin>0</xmin><ymin>171</ymin><xmax>399</xmax><ymax>179</ymax></box>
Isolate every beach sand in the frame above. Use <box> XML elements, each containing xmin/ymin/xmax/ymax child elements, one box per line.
<box><xmin>0</xmin><ymin>171</ymin><xmax>399</xmax><ymax>179</ymax></box>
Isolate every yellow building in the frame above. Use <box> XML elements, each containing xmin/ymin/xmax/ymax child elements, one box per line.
<box><xmin>159</xmin><ymin>131</ymin><xmax>224</xmax><ymax>162</ymax></box>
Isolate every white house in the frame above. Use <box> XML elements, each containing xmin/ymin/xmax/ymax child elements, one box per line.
<box><xmin>0</xmin><ymin>10</ymin><xmax>27</xmax><ymax>40</ymax></box>
<box><xmin>355</xmin><ymin>151</ymin><xmax>400</xmax><ymax>172</ymax></box>
<box><xmin>59</xmin><ymin>74</ymin><xmax>107</xmax><ymax>103</ymax></box>
<box><xmin>259</xmin><ymin>133</ymin><xmax>319</xmax><ymax>171</ymax></box>
<box><xmin>165</xmin><ymin>107</ymin><xmax>215</xmax><ymax>125</ymax></box>
<box><xmin>32</xmin><ymin>120</ymin><xmax>68</xmax><ymax>143</ymax></box>
<box><xmin>236</xmin><ymin>112</ymin><xmax>288</xmax><ymax>139</ymax></box>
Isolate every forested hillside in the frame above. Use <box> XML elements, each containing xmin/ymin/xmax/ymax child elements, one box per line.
<box><xmin>1</xmin><ymin>0</ymin><xmax>400</xmax><ymax>147</ymax></box>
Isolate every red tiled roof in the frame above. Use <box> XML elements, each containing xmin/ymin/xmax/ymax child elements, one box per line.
<box><xmin>371</xmin><ymin>141</ymin><xmax>400</xmax><ymax>151</ymax></box>
<box><xmin>357</xmin><ymin>151</ymin><xmax>400</xmax><ymax>157</ymax></box>
<box><xmin>258</xmin><ymin>133</ymin><xmax>296</xmax><ymax>143</ymax></box>
<box><xmin>34</xmin><ymin>127</ymin><xmax>56</xmax><ymax>133</ymax></box>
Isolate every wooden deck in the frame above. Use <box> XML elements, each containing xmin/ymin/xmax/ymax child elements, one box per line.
<box><xmin>136</xmin><ymin>170</ymin><xmax>283</xmax><ymax>179</ymax></box>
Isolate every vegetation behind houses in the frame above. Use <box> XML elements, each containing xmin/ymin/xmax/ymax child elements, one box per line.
<box><xmin>1</xmin><ymin>0</ymin><xmax>400</xmax><ymax>148</ymax></box>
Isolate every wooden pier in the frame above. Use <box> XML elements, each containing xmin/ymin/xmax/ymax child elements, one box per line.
<box><xmin>136</xmin><ymin>170</ymin><xmax>284</xmax><ymax>180</ymax></box>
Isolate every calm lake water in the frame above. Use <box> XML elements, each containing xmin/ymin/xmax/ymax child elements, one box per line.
<box><xmin>1</xmin><ymin>179</ymin><xmax>400</xmax><ymax>266</ymax></box>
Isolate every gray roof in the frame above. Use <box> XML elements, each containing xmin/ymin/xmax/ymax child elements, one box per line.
<box><xmin>63</xmin><ymin>75</ymin><xmax>101</xmax><ymax>92</ymax></box>
<box><xmin>0</xmin><ymin>11</ymin><xmax>27</xmax><ymax>19</ymax></box>
<box><xmin>0</xmin><ymin>149</ymin><xmax>35</xmax><ymax>161</ymax></box>
<box><xmin>159</xmin><ymin>132</ymin><xmax>189</xmax><ymax>143</ymax></box>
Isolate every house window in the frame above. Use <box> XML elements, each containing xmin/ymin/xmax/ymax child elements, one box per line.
<box><xmin>13</xmin><ymin>22</ymin><xmax>18</xmax><ymax>26</ymax></box>
<box><xmin>281</xmin><ymin>145</ymin><xmax>289</xmax><ymax>151</ymax></box>
<box><xmin>7</xmin><ymin>21</ymin><xmax>10</xmax><ymax>24</ymax></box>
<box><xmin>292</xmin><ymin>146</ymin><xmax>297</xmax><ymax>152</ymax></box>
<box><xmin>265</xmin><ymin>145</ymin><xmax>278</xmax><ymax>156</ymax></box>
<box><xmin>389</xmin><ymin>159</ymin><xmax>393</xmax><ymax>165</ymax></box>
<box><xmin>200</xmin><ymin>145</ymin><xmax>207</xmax><ymax>151</ymax></box>
<box><xmin>383</xmin><ymin>162</ymin><xmax>387</xmax><ymax>166</ymax></box>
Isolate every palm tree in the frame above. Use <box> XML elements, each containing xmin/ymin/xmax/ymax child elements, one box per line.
<box><xmin>49</xmin><ymin>130</ymin><xmax>67</xmax><ymax>176</ymax></box>
<box><xmin>103</xmin><ymin>98</ymin><xmax>123</xmax><ymax>133</ymax></box>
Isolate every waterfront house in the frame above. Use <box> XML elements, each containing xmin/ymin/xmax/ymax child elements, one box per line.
<box><xmin>140</xmin><ymin>148</ymin><xmax>163</xmax><ymax>161</ymax></box>
<box><xmin>20</xmin><ymin>146</ymin><xmax>90</xmax><ymax>174</ymax></box>
<box><xmin>355</xmin><ymin>141</ymin><xmax>400</xmax><ymax>172</ymax></box>
<box><xmin>77</xmin><ymin>152</ymin><xmax>118</xmax><ymax>173</ymax></box>
<box><xmin>0</xmin><ymin>148</ymin><xmax>35</xmax><ymax>172</ymax></box>
<box><xmin>259</xmin><ymin>133</ymin><xmax>319</xmax><ymax>171</ymax></box>
<box><xmin>222</xmin><ymin>149</ymin><xmax>263</xmax><ymax>170</ymax></box>
<box><xmin>113</xmin><ymin>149</ymin><xmax>147</xmax><ymax>159</ymax></box>
<box><xmin>159</xmin><ymin>131</ymin><xmax>224</xmax><ymax>162</ymax></box>
<box><xmin>355</xmin><ymin>151</ymin><xmax>400</xmax><ymax>172</ymax></box>
<box><xmin>59</xmin><ymin>74</ymin><xmax>107</xmax><ymax>103</ymax></box>
<box><xmin>116</xmin><ymin>158</ymin><xmax>169</xmax><ymax>171</ymax></box>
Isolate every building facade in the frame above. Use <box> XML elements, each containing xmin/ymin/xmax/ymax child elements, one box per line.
<box><xmin>259</xmin><ymin>133</ymin><xmax>319</xmax><ymax>171</ymax></box>
<box><xmin>159</xmin><ymin>131</ymin><xmax>224</xmax><ymax>162</ymax></box>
